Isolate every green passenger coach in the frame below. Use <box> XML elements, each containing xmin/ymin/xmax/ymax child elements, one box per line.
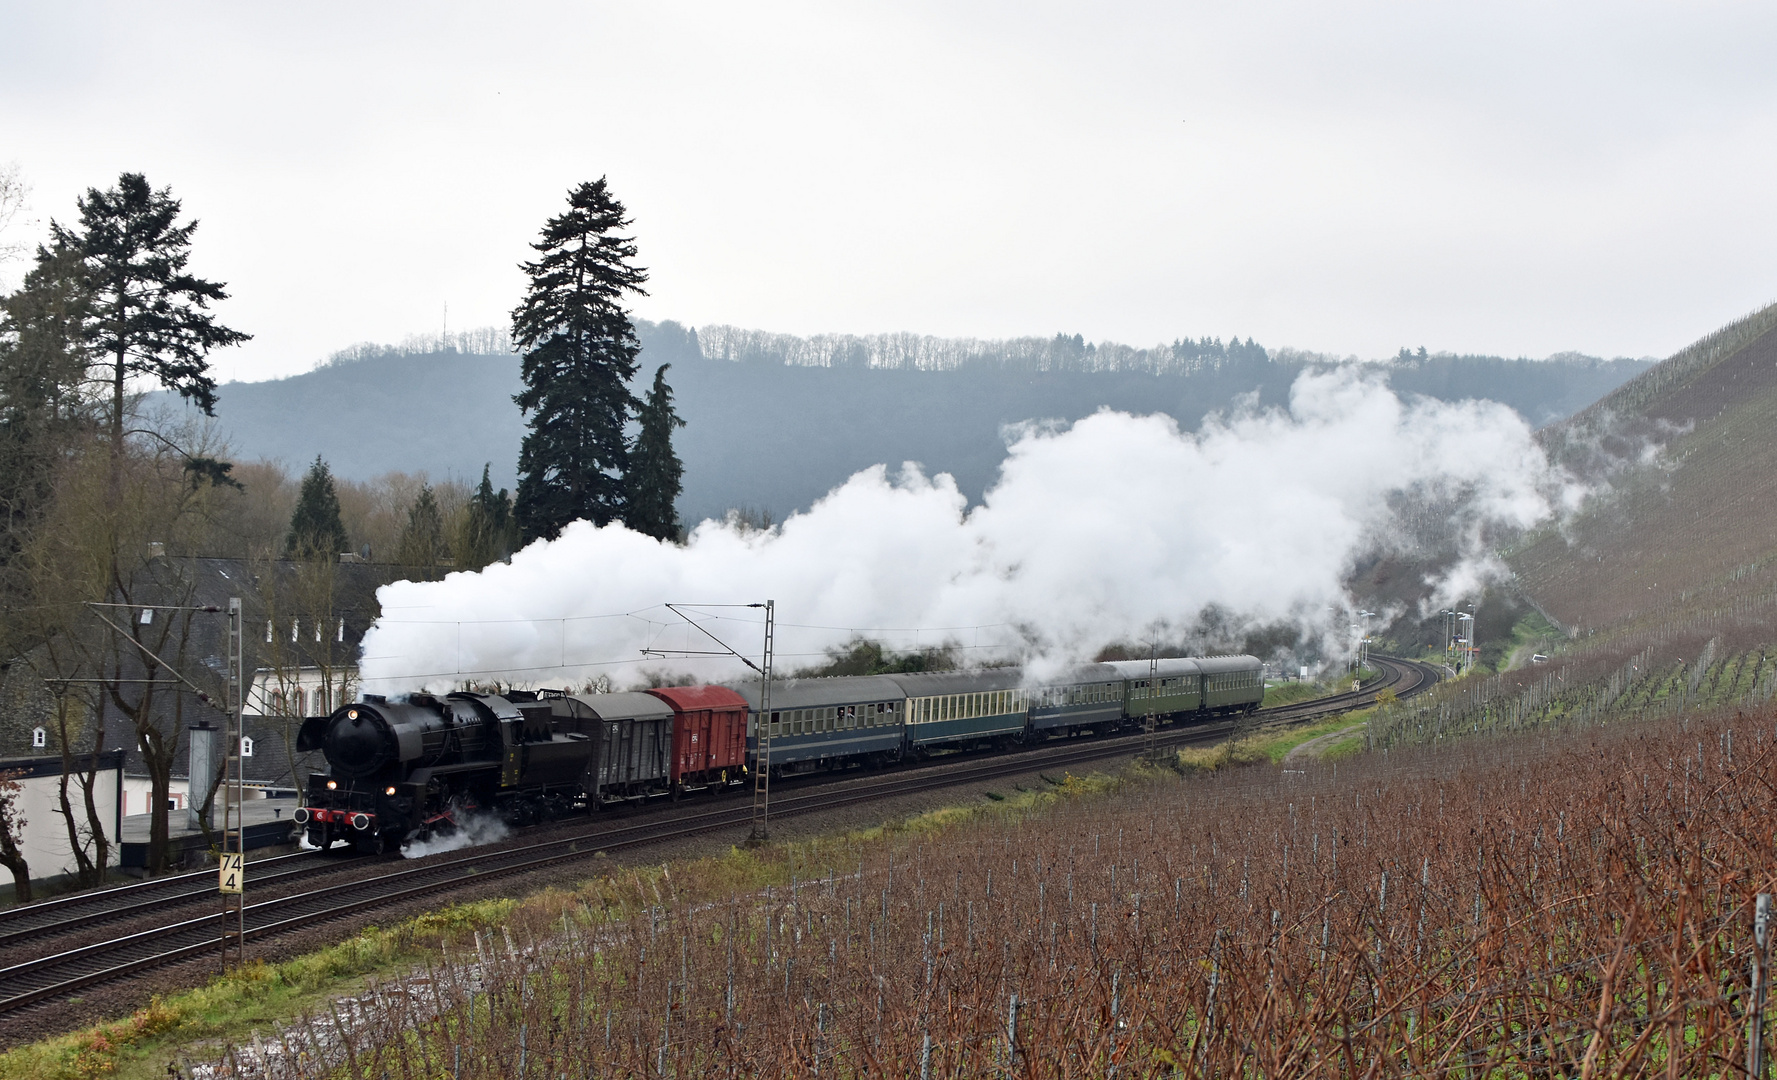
<box><xmin>1196</xmin><ymin>654</ymin><xmax>1264</xmax><ymax>712</ymax></box>
<box><xmin>1104</xmin><ymin>657</ymin><xmax>1205</xmax><ymax>717</ymax></box>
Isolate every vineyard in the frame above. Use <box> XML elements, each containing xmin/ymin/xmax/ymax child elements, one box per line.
<box><xmin>1509</xmin><ymin>300</ymin><xmax>1777</xmax><ymax>636</ymax></box>
<box><xmin>205</xmin><ymin>699</ymin><xmax>1777</xmax><ymax>1078</ymax></box>
<box><xmin>1368</xmin><ymin>601</ymin><xmax>1777</xmax><ymax>751</ymax></box>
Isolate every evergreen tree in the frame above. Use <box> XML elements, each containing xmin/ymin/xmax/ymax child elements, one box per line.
<box><xmin>626</xmin><ymin>363</ymin><xmax>686</xmax><ymax>541</ymax></box>
<box><xmin>510</xmin><ymin>178</ymin><xmax>648</xmax><ymax>543</ymax></box>
<box><xmin>285</xmin><ymin>456</ymin><xmax>348</xmax><ymax>559</ymax></box>
<box><xmin>0</xmin><ymin>246</ymin><xmax>90</xmax><ymax>659</ymax></box>
<box><xmin>457</xmin><ymin>464</ymin><xmax>517</xmax><ymax>571</ymax></box>
<box><xmin>48</xmin><ymin>173</ymin><xmax>249</xmax><ymax>454</ymax></box>
<box><xmin>396</xmin><ymin>483</ymin><xmax>447</xmax><ymax>569</ymax></box>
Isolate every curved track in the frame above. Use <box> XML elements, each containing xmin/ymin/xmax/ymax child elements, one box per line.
<box><xmin>0</xmin><ymin>654</ymin><xmax>1437</xmax><ymax>1019</ymax></box>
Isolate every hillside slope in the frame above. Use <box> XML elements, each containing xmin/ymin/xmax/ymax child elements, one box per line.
<box><xmin>1509</xmin><ymin>303</ymin><xmax>1777</xmax><ymax>633</ymax></box>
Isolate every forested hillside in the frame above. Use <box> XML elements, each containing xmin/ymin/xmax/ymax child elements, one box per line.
<box><xmin>184</xmin><ymin>325</ymin><xmax>1649</xmax><ymax>526</ymax></box>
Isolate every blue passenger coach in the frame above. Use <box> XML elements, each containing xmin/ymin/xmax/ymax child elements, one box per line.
<box><xmin>738</xmin><ymin>675</ymin><xmax>905</xmax><ymax>775</ymax></box>
<box><xmin>888</xmin><ymin>670</ymin><xmax>1028</xmax><ymax>753</ymax></box>
<box><xmin>1027</xmin><ymin>663</ymin><xmax>1125</xmax><ymax>737</ymax></box>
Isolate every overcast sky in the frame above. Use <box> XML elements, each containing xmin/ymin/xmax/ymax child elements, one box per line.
<box><xmin>3</xmin><ymin>2</ymin><xmax>1775</xmax><ymax>383</ymax></box>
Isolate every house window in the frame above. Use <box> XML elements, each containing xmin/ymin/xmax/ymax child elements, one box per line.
<box><xmin>240</xmin><ymin>737</ymin><xmax>255</xmax><ymax>758</ymax></box>
<box><xmin>32</xmin><ymin>726</ymin><xmax>47</xmax><ymax>749</ymax></box>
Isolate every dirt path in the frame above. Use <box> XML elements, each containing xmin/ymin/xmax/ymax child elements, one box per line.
<box><xmin>1282</xmin><ymin>723</ymin><xmax>1366</xmax><ymax>765</ymax></box>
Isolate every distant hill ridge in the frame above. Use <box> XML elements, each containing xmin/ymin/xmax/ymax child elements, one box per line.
<box><xmin>182</xmin><ymin>321</ymin><xmax>1651</xmax><ymax>525</ymax></box>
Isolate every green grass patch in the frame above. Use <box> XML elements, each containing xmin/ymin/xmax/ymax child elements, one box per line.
<box><xmin>1258</xmin><ymin>714</ymin><xmax>1372</xmax><ymax>763</ymax></box>
<box><xmin>1261</xmin><ymin>681</ymin><xmax>1326</xmax><ymax>707</ymax></box>
<box><xmin>0</xmin><ymin>898</ymin><xmax>516</xmax><ymax>1080</ymax></box>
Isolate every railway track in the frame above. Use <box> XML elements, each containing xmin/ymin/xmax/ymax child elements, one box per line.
<box><xmin>0</xmin><ymin>654</ymin><xmax>1436</xmax><ymax>1020</ymax></box>
<box><xmin>0</xmin><ymin>851</ymin><xmax>353</xmax><ymax>951</ymax></box>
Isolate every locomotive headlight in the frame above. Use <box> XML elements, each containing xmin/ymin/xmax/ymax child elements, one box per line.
<box><xmin>347</xmin><ymin>709</ymin><xmax>359</xmax><ymax>720</ymax></box>
<box><xmin>325</xmin><ymin>780</ymin><xmax>338</xmax><ymax>791</ymax></box>
<box><xmin>384</xmin><ymin>786</ymin><xmax>397</xmax><ymax>796</ymax></box>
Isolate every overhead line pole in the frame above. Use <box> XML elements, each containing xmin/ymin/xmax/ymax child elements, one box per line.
<box><xmin>752</xmin><ymin>601</ymin><xmax>775</xmax><ymax>844</ymax></box>
<box><xmin>221</xmin><ymin>598</ymin><xmax>245</xmax><ymax>971</ymax></box>
<box><xmin>639</xmin><ymin>601</ymin><xmax>775</xmax><ymax>843</ymax></box>
<box><xmin>1143</xmin><ymin>639</ymin><xmax>1158</xmax><ymax>761</ymax></box>
<box><xmin>86</xmin><ymin>598</ymin><xmax>246</xmax><ymax>969</ymax></box>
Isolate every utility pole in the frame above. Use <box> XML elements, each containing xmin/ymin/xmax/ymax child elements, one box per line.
<box><xmin>1142</xmin><ymin>640</ymin><xmax>1158</xmax><ymax>761</ymax></box>
<box><xmin>220</xmin><ymin>597</ymin><xmax>246</xmax><ymax>971</ymax></box>
<box><xmin>751</xmin><ymin>601</ymin><xmax>775</xmax><ymax>843</ymax></box>
<box><xmin>84</xmin><ymin>597</ymin><xmax>244</xmax><ymax>959</ymax></box>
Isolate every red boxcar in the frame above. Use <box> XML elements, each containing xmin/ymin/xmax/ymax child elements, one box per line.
<box><xmin>646</xmin><ymin>685</ymin><xmax>749</xmax><ymax>793</ymax></box>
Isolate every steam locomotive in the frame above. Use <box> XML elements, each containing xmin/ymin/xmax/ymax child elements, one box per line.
<box><xmin>294</xmin><ymin>656</ymin><xmax>1264</xmax><ymax>854</ymax></box>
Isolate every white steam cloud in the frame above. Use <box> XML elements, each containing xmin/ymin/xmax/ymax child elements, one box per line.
<box><xmin>400</xmin><ymin>810</ymin><xmax>512</xmax><ymax>858</ymax></box>
<box><xmin>360</xmin><ymin>366</ymin><xmax>1579</xmax><ymax>692</ymax></box>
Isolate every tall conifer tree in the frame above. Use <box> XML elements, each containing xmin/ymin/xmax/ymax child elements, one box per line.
<box><xmin>626</xmin><ymin>363</ymin><xmax>686</xmax><ymax>541</ymax></box>
<box><xmin>396</xmin><ymin>483</ymin><xmax>447</xmax><ymax>569</ymax></box>
<box><xmin>457</xmin><ymin>464</ymin><xmax>517</xmax><ymax>570</ymax></box>
<box><xmin>510</xmin><ymin>178</ymin><xmax>648</xmax><ymax>542</ymax></box>
<box><xmin>285</xmin><ymin>456</ymin><xmax>349</xmax><ymax>559</ymax></box>
<box><xmin>48</xmin><ymin>172</ymin><xmax>249</xmax><ymax>456</ymax></box>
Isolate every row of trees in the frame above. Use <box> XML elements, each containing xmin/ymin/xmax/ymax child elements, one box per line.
<box><xmin>283</xmin><ymin>457</ymin><xmax>519</xmax><ymax>574</ymax></box>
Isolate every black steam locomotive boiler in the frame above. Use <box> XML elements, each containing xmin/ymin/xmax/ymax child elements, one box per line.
<box><xmin>293</xmin><ymin>691</ymin><xmax>595</xmax><ymax>853</ymax></box>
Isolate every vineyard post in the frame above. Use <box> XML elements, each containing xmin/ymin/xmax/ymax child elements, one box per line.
<box><xmin>1751</xmin><ymin>892</ymin><xmax>1772</xmax><ymax>1077</ymax></box>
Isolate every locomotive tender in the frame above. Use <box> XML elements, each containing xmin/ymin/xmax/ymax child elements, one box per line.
<box><xmin>295</xmin><ymin>655</ymin><xmax>1263</xmax><ymax>853</ymax></box>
